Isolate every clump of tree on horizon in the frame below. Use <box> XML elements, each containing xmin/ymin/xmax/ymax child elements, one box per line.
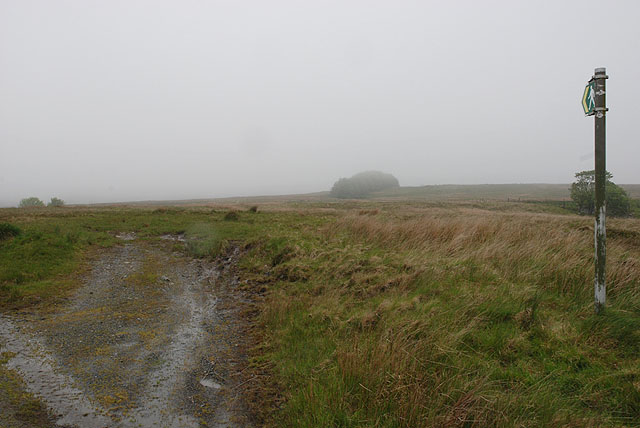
<box><xmin>570</xmin><ymin>170</ymin><xmax>631</xmax><ymax>217</ymax></box>
<box><xmin>48</xmin><ymin>197</ymin><xmax>65</xmax><ymax>207</ymax></box>
<box><xmin>18</xmin><ymin>197</ymin><xmax>45</xmax><ymax>208</ymax></box>
<box><xmin>330</xmin><ymin>171</ymin><xmax>399</xmax><ymax>199</ymax></box>
<box><xmin>18</xmin><ymin>197</ymin><xmax>66</xmax><ymax>208</ymax></box>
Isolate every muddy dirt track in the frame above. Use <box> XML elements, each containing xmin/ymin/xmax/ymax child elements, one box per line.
<box><xmin>0</xmin><ymin>237</ymin><xmax>253</xmax><ymax>427</ymax></box>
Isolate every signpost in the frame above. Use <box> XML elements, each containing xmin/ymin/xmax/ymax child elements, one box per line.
<box><xmin>582</xmin><ymin>82</ymin><xmax>595</xmax><ymax>116</ymax></box>
<box><xmin>584</xmin><ymin>68</ymin><xmax>608</xmax><ymax>314</ymax></box>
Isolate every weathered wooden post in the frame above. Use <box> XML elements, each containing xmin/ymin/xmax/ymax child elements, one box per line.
<box><xmin>593</xmin><ymin>68</ymin><xmax>608</xmax><ymax>313</ymax></box>
<box><xmin>583</xmin><ymin>67</ymin><xmax>608</xmax><ymax>313</ymax></box>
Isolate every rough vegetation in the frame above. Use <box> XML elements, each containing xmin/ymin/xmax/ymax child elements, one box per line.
<box><xmin>1</xmin><ymin>199</ymin><xmax>640</xmax><ymax>427</ymax></box>
<box><xmin>224</xmin><ymin>211</ymin><xmax>240</xmax><ymax>221</ymax></box>
<box><xmin>245</xmin><ymin>205</ymin><xmax>640</xmax><ymax>427</ymax></box>
<box><xmin>330</xmin><ymin>171</ymin><xmax>399</xmax><ymax>199</ymax></box>
<box><xmin>0</xmin><ymin>223</ymin><xmax>21</xmax><ymax>241</ymax></box>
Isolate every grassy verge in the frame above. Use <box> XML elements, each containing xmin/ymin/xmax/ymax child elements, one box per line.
<box><xmin>2</xmin><ymin>202</ymin><xmax>640</xmax><ymax>426</ymax></box>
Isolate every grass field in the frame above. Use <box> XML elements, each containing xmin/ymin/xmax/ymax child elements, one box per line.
<box><xmin>75</xmin><ymin>183</ymin><xmax>640</xmax><ymax>206</ymax></box>
<box><xmin>2</xmin><ymin>199</ymin><xmax>640</xmax><ymax>427</ymax></box>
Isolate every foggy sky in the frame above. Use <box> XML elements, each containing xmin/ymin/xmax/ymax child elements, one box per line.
<box><xmin>1</xmin><ymin>0</ymin><xmax>639</xmax><ymax>207</ymax></box>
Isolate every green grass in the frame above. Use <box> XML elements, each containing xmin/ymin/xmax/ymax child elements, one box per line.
<box><xmin>1</xmin><ymin>202</ymin><xmax>640</xmax><ymax>426</ymax></box>
<box><xmin>237</xmin><ymin>205</ymin><xmax>640</xmax><ymax>427</ymax></box>
<box><xmin>0</xmin><ymin>206</ymin><xmax>315</xmax><ymax>307</ymax></box>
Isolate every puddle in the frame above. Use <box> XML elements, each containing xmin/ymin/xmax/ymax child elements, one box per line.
<box><xmin>124</xmin><ymin>276</ymin><xmax>219</xmax><ymax>427</ymax></box>
<box><xmin>115</xmin><ymin>232</ymin><xmax>137</xmax><ymax>241</ymax></box>
<box><xmin>0</xmin><ymin>243</ymin><xmax>250</xmax><ymax>428</ymax></box>
<box><xmin>0</xmin><ymin>315</ymin><xmax>112</xmax><ymax>428</ymax></box>
<box><xmin>160</xmin><ymin>234</ymin><xmax>186</xmax><ymax>242</ymax></box>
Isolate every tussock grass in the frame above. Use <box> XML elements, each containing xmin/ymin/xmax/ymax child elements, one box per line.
<box><xmin>332</xmin><ymin>210</ymin><xmax>639</xmax><ymax>299</ymax></box>
<box><xmin>185</xmin><ymin>223</ymin><xmax>228</xmax><ymax>258</ymax></box>
<box><xmin>0</xmin><ymin>223</ymin><xmax>21</xmax><ymax>241</ymax></box>
<box><xmin>224</xmin><ymin>211</ymin><xmax>240</xmax><ymax>221</ymax></box>
<box><xmin>248</xmin><ymin>206</ymin><xmax>640</xmax><ymax>427</ymax></box>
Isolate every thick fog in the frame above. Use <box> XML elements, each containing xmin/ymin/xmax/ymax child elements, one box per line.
<box><xmin>1</xmin><ymin>0</ymin><xmax>639</xmax><ymax>206</ymax></box>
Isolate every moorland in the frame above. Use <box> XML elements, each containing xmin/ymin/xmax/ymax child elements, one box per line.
<box><xmin>1</xmin><ymin>188</ymin><xmax>640</xmax><ymax>427</ymax></box>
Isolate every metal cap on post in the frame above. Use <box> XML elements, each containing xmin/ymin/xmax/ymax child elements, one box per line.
<box><xmin>593</xmin><ymin>67</ymin><xmax>608</xmax><ymax>314</ymax></box>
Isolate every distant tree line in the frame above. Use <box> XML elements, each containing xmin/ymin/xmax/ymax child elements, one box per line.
<box><xmin>330</xmin><ymin>171</ymin><xmax>399</xmax><ymax>199</ymax></box>
<box><xmin>19</xmin><ymin>197</ymin><xmax>65</xmax><ymax>208</ymax></box>
<box><xmin>570</xmin><ymin>170</ymin><xmax>631</xmax><ymax>217</ymax></box>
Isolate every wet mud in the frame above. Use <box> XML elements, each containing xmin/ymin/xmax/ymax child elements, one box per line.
<box><xmin>0</xmin><ymin>239</ymin><xmax>252</xmax><ymax>427</ymax></box>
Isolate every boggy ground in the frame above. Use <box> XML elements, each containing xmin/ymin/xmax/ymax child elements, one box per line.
<box><xmin>0</xmin><ymin>236</ymin><xmax>252</xmax><ymax>428</ymax></box>
<box><xmin>3</xmin><ymin>203</ymin><xmax>640</xmax><ymax>427</ymax></box>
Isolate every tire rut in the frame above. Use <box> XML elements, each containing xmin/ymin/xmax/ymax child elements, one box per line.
<box><xmin>0</xmin><ymin>240</ymin><xmax>251</xmax><ymax>427</ymax></box>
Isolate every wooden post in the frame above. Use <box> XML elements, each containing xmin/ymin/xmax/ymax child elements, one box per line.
<box><xmin>593</xmin><ymin>67</ymin><xmax>608</xmax><ymax>314</ymax></box>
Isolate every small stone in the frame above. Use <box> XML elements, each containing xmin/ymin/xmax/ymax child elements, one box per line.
<box><xmin>200</xmin><ymin>378</ymin><xmax>222</xmax><ymax>389</ymax></box>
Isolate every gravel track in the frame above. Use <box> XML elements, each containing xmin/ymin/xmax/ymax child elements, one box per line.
<box><xmin>0</xmin><ymin>239</ymin><xmax>252</xmax><ymax>427</ymax></box>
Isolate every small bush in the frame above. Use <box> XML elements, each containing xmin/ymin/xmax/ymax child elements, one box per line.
<box><xmin>248</xmin><ymin>206</ymin><xmax>259</xmax><ymax>213</ymax></box>
<box><xmin>0</xmin><ymin>223</ymin><xmax>22</xmax><ymax>241</ymax></box>
<box><xmin>224</xmin><ymin>211</ymin><xmax>240</xmax><ymax>221</ymax></box>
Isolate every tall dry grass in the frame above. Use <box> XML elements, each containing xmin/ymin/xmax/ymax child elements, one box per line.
<box><xmin>290</xmin><ymin>208</ymin><xmax>640</xmax><ymax>426</ymax></box>
<box><xmin>253</xmin><ymin>206</ymin><xmax>640</xmax><ymax>427</ymax></box>
<box><xmin>330</xmin><ymin>209</ymin><xmax>640</xmax><ymax>299</ymax></box>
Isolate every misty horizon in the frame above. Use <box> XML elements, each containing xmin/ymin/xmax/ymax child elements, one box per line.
<box><xmin>2</xmin><ymin>1</ymin><xmax>640</xmax><ymax>207</ymax></box>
